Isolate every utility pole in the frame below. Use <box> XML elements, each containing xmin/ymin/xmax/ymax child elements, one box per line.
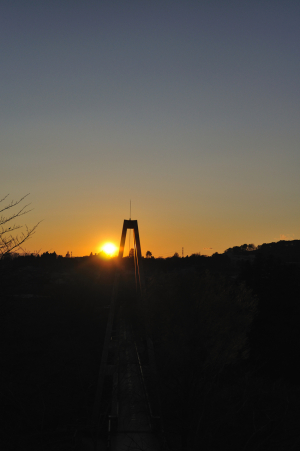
<box><xmin>182</xmin><ymin>247</ymin><xmax>184</xmax><ymax>258</ymax></box>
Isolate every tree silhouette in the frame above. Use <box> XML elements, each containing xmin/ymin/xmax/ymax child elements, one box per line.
<box><xmin>146</xmin><ymin>250</ymin><xmax>152</xmax><ymax>258</ymax></box>
<box><xmin>0</xmin><ymin>194</ymin><xmax>40</xmax><ymax>259</ymax></box>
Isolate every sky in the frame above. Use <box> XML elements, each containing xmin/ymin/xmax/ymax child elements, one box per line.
<box><xmin>1</xmin><ymin>0</ymin><xmax>299</xmax><ymax>257</ymax></box>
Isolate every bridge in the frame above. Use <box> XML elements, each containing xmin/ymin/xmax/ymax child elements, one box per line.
<box><xmin>89</xmin><ymin>220</ymin><xmax>167</xmax><ymax>451</ymax></box>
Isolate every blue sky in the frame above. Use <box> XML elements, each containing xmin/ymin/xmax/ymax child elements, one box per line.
<box><xmin>1</xmin><ymin>0</ymin><xmax>299</xmax><ymax>256</ymax></box>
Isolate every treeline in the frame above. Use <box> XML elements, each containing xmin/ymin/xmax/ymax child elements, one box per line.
<box><xmin>3</xmin><ymin>238</ymin><xmax>299</xmax><ymax>271</ymax></box>
<box><xmin>224</xmin><ymin>239</ymin><xmax>300</xmax><ymax>262</ymax></box>
<box><xmin>142</xmin><ymin>239</ymin><xmax>300</xmax><ymax>275</ymax></box>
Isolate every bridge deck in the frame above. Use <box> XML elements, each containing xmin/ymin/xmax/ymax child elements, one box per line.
<box><xmin>110</xmin><ymin>313</ymin><xmax>160</xmax><ymax>450</ymax></box>
<box><xmin>91</xmin><ymin>268</ymin><xmax>166</xmax><ymax>451</ymax></box>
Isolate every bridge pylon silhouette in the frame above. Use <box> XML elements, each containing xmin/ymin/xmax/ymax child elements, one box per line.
<box><xmin>118</xmin><ymin>220</ymin><xmax>142</xmax><ymax>259</ymax></box>
<box><xmin>118</xmin><ymin>219</ymin><xmax>145</xmax><ymax>300</ymax></box>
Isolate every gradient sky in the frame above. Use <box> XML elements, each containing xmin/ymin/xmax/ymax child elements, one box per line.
<box><xmin>1</xmin><ymin>0</ymin><xmax>299</xmax><ymax>257</ymax></box>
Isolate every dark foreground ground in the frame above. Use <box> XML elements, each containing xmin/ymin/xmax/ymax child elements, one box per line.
<box><xmin>1</xmin><ymin>256</ymin><xmax>113</xmax><ymax>450</ymax></box>
<box><xmin>1</xmin><ymin>251</ymin><xmax>300</xmax><ymax>450</ymax></box>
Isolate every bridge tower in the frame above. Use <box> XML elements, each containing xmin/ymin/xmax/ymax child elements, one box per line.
<box><xmin>118</xmin><ymin>219</ymin><xmax>145</xmax><ymax>298</ymax></box>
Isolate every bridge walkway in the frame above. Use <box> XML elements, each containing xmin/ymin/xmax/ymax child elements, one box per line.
<box><xmin>91</xmin><ymin>271</ymin><xmax>166</xmax><ymax>451</ymax></box>
<box><xmin>109</xmin><ymin>304</ymin><xmax>160</xmax><ymax>450</ymax></box>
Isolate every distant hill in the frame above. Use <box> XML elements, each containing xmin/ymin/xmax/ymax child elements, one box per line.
<box><xmin>224</xmin><ymin>239</ymin><xmax>300</xmax><ymax>263</ymax></box>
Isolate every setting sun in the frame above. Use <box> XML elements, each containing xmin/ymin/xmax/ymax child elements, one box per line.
<box><xmin>101</xmin><ymin>242</ymin><xmax>118</xmax><ymax>257</ymax></box>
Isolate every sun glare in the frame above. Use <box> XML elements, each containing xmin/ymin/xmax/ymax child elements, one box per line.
<box><xmin>101</xmin><ymin>242</ymin><xmax>118</xmax><ymax>257</ymax></box>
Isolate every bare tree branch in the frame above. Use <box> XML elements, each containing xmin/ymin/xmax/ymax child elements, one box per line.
<box><xmin>0</xmin><ymin>224</ymin><xmax>22</xmax><ymax>235</ymax></box>
<box><xmin>0</xmin><ymin>204</ymin><xmax>33</xmax><ymax>226</ymax></box>
<box><xmin>0</xmin><ymin>193</ymin><xmax>30</xmax><ymax>213</ymax></box>
<box><xmin>0</xmin><ymin>194</ymin><xmax>41</xmax><ymax>259</ymax></box>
